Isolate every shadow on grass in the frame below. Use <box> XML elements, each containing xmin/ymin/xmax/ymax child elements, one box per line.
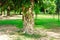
<box><xmin>22</xmin><ymin>33</ymin><xmax>41</xmax><ymax>38</ymax></box>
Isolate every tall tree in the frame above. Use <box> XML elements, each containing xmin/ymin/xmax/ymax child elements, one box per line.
<box><xmin>21</xmin><ymin>0</ymin><xmax>34</xmax><ymax>34</ymax></box>
<box><xmin>0</xmin><ymin>0</ymin><xmax>6</xmax><ymax>16</ymax></box>
<box><xmin>56</xmin><ymin>0</ymin><xmax>60</xmax><ymax>21</ymax></box>
<box><xmin>6</xmin><ymin>0</ymin><xmax>14</xmax><ymax>16</ymax></box>
<box><xmin>12</xmin><ymin>0</ymin><xmax>34</xmax><ymax>34</ymax></box>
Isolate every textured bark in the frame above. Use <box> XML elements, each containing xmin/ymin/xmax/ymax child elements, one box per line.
<box><xmin>7</xmin><ymin>6</ymin><xmax>10</xmax><ymax>16</ymax></box>
<box><xmin>23</xmin><ymin>8</ymin><xmax>34</xmax><ymax>34</ymax></box>
<box><xmin>22</xmin><ymin>0</ymin><xmax>34</xmax><ymax>34</ymax></box>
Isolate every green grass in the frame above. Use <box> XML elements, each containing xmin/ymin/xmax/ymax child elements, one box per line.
<box><xmin>0</xmin><ymin>19</ymin><xmax>23</xmax><ymax>28</ymax></box>
<box><xmin>35</xmin><ymin>19</ymin><xmax>60</xmax><ymax>29</ymax></box>
<box><xmin>0</xmin><ymin>15</ymin><xmax>60</xmax><ymax>39</ymax></box>
<box><xmin>0</xmin><ymin>18</ymin><xmax>60</xmax><ymax>29</ymax></box>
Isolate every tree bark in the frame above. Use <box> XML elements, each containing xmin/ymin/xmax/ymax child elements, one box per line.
<box><xmin>22</xmin><ymin>0</ymin><xmax>34</xmax><ymax>34</ymax></box>
<box><xmin>7</xmin><ymin>10</ymin><xmax>10</xmax><ymax>16</ymax></box>
<box><xmin>7</xmin><ymin>6</ymin><xmax>10</xmax><ymax>16</ymax></box>
<box><xmin>23</xmin><ymin>8</ymin><xmax>34</xmax><ymax>34</ymax></box>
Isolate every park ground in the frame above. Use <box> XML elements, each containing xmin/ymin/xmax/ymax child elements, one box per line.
<box><xmin>0</xmin><ymin>14</ymin><xmax>60</xmax><ymax>40</ymax></box>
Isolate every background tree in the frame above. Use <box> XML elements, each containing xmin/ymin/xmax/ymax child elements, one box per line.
<box><xmin>0</xmin><ymin>0</ymin><xmax>7</xmax><ymax>16</ymax></box>
<box><xmin>42</xmin><ymin>0</ymin><xmax>56</xmax><ymax>14</ymax></box>
<box><xmin>56</xmin><ymin>0</ymin><xmax>60</xmax><ymax>21</ymax></box>
<box><xmin>34</xmin><ymin>0</ymin><xmax>42</xmax><ymax>19</ymax></box>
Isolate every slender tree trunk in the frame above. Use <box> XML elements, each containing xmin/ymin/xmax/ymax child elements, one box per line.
<box><xmin>7</xmin><ymin>10</ymin><xmax>10</xmax><ymax>16</ymax></box>
<box><xmin>0</xmin><ymin>8</ymin><xmax>2</xmax><ymax>15</ymax></box>
<box><xmin>44</xmin><ymin>9</ymin><xmax>46</xmax><ymax>14</ymax></box>
<box><xmin>0</xmin><ymin>10</ymin><xmax>2</xmax><ymax>15</ymax></box>
<box><xmin>7</xmin><ymin>6</ymin><xmax>10</xmax><ymax>16</ymax></box>
<box><xmin>52</xmin><ymin>13</ymin><xmax>55</xmax><ymax>19</ymax></box>
<box><xmin>4</xmin><ymin>10</ymin><xmax>5</xmax><ymax>16</ymax></box>
<box><xmin>2</xmin><ymin>11</ymin><xmax>5</xmax><ymax>16</ymax></box>
<box><xmin>58</xmin><ymin>11</ymin><xmax>59</xmax><ymax>22</ymax></box>
<box><xmin>19</xmin><ymin>11</ymin><xmax>22</xmax><ymax>15</ymax></box>
<box><xmin>13</xmin><ymin>10</ymin><xmax>16</xmax><ymax>15</ymax></box>
<box><xmin>35</xmin><ymin>13</ymin><xmax>37</xmax><ymax>19</ymax></box>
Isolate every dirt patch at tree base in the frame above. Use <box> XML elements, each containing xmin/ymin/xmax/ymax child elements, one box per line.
<box><xmin>0</xmin><ymin>25</ymin><xmax>60</xmax><ymax>40</ymax></box>
<box><xmin>0</xmin><ymin>25</ymin><xmax>19</xmax><ymax>35</ymax></box>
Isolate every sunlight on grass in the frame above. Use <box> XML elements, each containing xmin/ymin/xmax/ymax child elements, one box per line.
<box><xmin>0</xmin><ymin>18</ymin><xmax>60</xmax><ymax>29</ymax></box>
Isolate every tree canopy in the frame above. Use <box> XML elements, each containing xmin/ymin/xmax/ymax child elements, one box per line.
<box><xmin>0</xmin><ymin>0</ymin><xmax>59</xmax><ymax>14</ymax></box>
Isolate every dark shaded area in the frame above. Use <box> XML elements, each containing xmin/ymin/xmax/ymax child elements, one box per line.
<box><xmin>22</xmin><ymin>33</ymin><xmax>41</xmax><ymax>38</ymax></box>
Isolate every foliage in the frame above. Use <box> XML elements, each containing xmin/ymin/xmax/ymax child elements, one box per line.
<box><xmin>42</xmin><ymin>0</ymin><xmax>56</xmax><ymax>14</ymax></box>
<box><xmin>56</xmin><ymin>0</ymin><xmax>60</xmax><ymax>13</ymax></box>
<box><xmin>0</xmin><ymin>0</ymin><xmax>57</xmax><ymax>14</ymax></box>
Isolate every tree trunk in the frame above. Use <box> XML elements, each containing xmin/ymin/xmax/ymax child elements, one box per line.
<box><xmin>0</xmin><ymin>8</ymin><xmax>2</xmax><ymax>15</ymax></box>
<box><xmin>4</xmin><ymin>10</ymin><xmax>5</xmax><ymax>15</ymax></box>
<box><xmin>23</xmin><ymin>8</ymin><xmax>34</xmax><ymax>34</ymax></box>
<box><xmin>35</xmin><ymin>13</ymin><xmax>37</xmax><ymax>19</ymax></box>
<box><xmin>0</xmin><ymin>10</ymin><xmax>2</xmax><ymax>15</ymax></box>
<box><xmin>7</xmin><ymin>10</ymin><xmax>10</xmax><ymax>16</ymax></box>
<box><xmin>22</xmin><ymin>0</ymin><xmax>34</xmax><ymax>34</ymax></box>
<box><xmin>57</xmin><ymin>7</ymin><xmax>60</xmax><ymax>22</ymax></box>
<box><xmin>14</xmin><ymin>10</ymin><xmax>16</xmax><ymax>15</ymax></box>
<box><xmin>44</xmin><ymin>9</ymin><xmax>46</xmax><ymax>14</ymax></box>
<box><xmin>7</xmin><ymin>6</ymin><xmax>10</xmax><ymax>16</ymax></box>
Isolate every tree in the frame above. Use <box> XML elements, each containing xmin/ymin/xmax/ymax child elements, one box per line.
<box><xmin>0</xmin><ymin>0</ymin><xmax>58</xmax><ymax>34</ymax></box>
<box><xmin>0</xmin><ymin>0</ymin><xmax>7</xmax><ymax>16</ymax></box>
<box><xmin>12</xmin><ymin>0</ymin><xmax>34</xmax><ymax>34</ymax></box>
<box><xmin>56</xmin><ymin>0</ymin><xmax>60</xmax><ymax>21</ymax></box>
<box><xmin>6</xmin><ymin>0</ymin><xmax>14</xmax><ymax>16</ymax></box>
<box><xmin>42</xmin><ymin>0</ymin><xmax>56</xmax><ymax>14</ymax></box>
<box><xmin>34</xmin><ymin>0</ymin><xmax>41</xmax><ymax>19</ymax></box>
<box><xmin>21</xmin><ymin>0</ymin><xmax>34</xmax><ymax>34</ymax></box>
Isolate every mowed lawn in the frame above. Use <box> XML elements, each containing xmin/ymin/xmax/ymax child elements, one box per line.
<box><xmin>0</xmin><ymin>14</ymin><xmax>60</xmax><ymax>29</ymax></box>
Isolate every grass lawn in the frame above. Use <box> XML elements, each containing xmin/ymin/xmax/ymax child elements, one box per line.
<box><xmin>0</xmin><ymin>14</ymin><xmax>60</xmax><ymax>29</ymax></box>
<box><xmin>0</xmin><ymin>15</ymin><xmax>60</xmax><ymax>40</ymax></box>
<box><xmin>0</xmin><ymin>19</ymin><xmax>23</xmax><ymax>28</ymax></box>
<box><xmin>0</xmin><ymin>18</ymin><xmax>60</xmax><ymax>29</ymax></box>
